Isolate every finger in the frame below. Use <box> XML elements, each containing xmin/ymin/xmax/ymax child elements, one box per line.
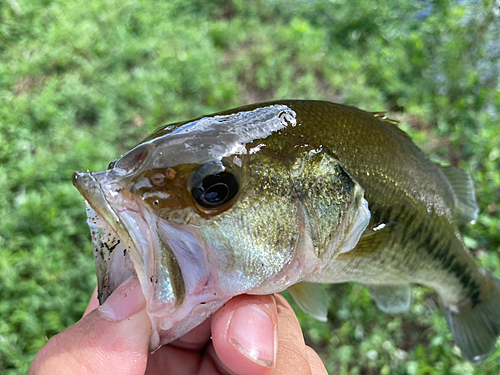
<box><xmin>211</xmin><ymin>294</ymin><xmax>278</xmax><ymax>375</ymax></box>
<box><xmin>305</xmin><ymin>346</ymin><xmax>328</xmax><ymax>375</ymax></box>
<box><xmin>30</xmin><ymin>277</ymin><xmax>152</xmax><ymax>375</ymax></box>
<box><xmin>83</xmin><ymin>286</ymin><xmax>99</xmax><ymax>317</ymax></box>
<box><xmin>271</xmin><ymin>294</ymin><xmax>312</xmax><ymax>375</ymax></box>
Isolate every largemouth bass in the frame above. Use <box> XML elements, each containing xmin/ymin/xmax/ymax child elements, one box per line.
<box><xmin>73</xmin><ymin>100</ymin><xmax>500</xmax><ymax>364</ymax></box>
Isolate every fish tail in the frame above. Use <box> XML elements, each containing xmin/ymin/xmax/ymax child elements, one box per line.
<box><xmin>444</xmin><ymin>271</ymin><xmax>500</xmax><ymax>364</ymax></box>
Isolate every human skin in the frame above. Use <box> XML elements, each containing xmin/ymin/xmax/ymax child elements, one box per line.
<box><xmin>29</xmin><ymin>278</ymin><xmax>328</xmax><ymax>375</ymax></box>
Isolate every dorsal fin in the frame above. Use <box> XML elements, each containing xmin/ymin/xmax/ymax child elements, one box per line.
<box><xmin>370</xmin><ymin>112</ymin><xmax>416</xmax><ymax>145</ymax></box>
<box><xmin>370</xmin><ymin>112</ymin><xmax>399</xmax><ymax>125</ymax></box>
<box><xmin>440</xmin><ymin>166</ymin><xmax>479</xmax><ymax>223</ymax></box>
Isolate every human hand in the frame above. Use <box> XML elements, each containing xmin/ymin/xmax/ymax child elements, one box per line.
<box><xmin>29</xmin><ymin>277</ymin><xmax>328</xmax><ymax>375</ymax></box>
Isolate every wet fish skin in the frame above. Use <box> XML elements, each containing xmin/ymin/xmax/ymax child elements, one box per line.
<box><xmin>260</xmin><ymin>101</ymin><xmax>499</xmax><ymax>364</ymax></box>
<box><xmin>277</xmin><ymin>102</ymin><xmax>480</xmax><ymax>296</ymax></box>
<box><xmin>73</xmin><ymin>100</ymin><xmax>500</xmax><ymax>364</ymax></box>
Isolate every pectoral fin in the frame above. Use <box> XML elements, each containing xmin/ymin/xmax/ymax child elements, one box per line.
<box><xmin>366</xmin><ymin>284</ymin><xmax>412</xmax><ymax>313</ymax></box>
<box><xmin>337</xmin><ymin>221</ymin><xmax>396</xmax><ymax>259</ymax></box>
<box><xmin>339</xmin><ymin>198</ymin><xmax>370</xmax><ymax>254</ymax></box>
<box><xmin>288</xmin><ymin>282</ymin><xmax>328</xmax><ymax>322</ymax></box>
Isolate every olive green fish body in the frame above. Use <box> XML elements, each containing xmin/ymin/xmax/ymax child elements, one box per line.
<box><xmin>202</xmin><ymin>100</ymin><xmax>483</xmax><ymax>305</ymax></box>
<box><xmin>271</xmin><ymin>102</ymin><xmax>483</xmax><ymax>304</ymax></box>
<box><xmin>260</xmin><ymin>101</ymin><xmax>498</xmax><ymax>363</ymax></box>
<box><xmin>74</xmin><ymin>100</ymin><xmax>500</xmax><ymax>364</ymax></box>
<box><xmin>184</xmin><ymin>100</ymin><xmax>500</xmax><ymax>363</ymax></box>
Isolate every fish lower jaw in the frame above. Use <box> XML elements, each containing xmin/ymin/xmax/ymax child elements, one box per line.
<box><xmin>85</xmin><ymin>204</ymin><xmax>137</xmax><ymax>302</ymax></box>
<box><xmin>152</xmin><ymin>299</ymin><xmax>227</xmax><ymax>348</ymax></box>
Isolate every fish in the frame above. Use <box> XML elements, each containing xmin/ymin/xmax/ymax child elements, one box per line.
<box><xmin>73</xmin><ymin>100</ymin><xmax>500</xmax><ymax>364</ymax></box>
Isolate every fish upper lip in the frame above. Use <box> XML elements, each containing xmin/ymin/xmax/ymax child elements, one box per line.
<box><xmin>72</xmin><ymin>170</ymin><xmax>122</xmax><ymax>230</ymax></box>
<box><xmin>72</xmin><ymin>170</ymin><xmax>139</xmax><ymax>272</ymax></box>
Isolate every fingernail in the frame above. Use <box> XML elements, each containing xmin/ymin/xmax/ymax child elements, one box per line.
<box><xmin>227</xmin><ymin>304</ymin><xmax>276</xmax><ymax>367</ymax></box>
<box><xmin>99</xmin><ymin>277</ymin><xmax>146</xmax><ymax>321</ymax></box>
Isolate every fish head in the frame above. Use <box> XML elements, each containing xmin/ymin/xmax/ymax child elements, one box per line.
<box><xmin>73</xmin><ymin>103</ymin><xmax>370</xmax><ymax>348</ymax></box>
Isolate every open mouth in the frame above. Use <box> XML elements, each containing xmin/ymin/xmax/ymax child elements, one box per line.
<box><xmin>73</xmin><ymin>171</ymin><xmax>139</xmax><ymax>302</ymax></box>
<box><xmin>72</xmin><ymin>170</ymin><xmax>177</xmax><ymax>307</ymax></box>
<box><xmin>73</xmin><ymin>170</ymin><xmax>228</xmax><ymax>348</ymax></box>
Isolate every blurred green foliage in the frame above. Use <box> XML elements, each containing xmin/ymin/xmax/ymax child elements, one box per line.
<box><xmin>1</xmin><ymin>0</ymin><xmax>499</xmax><ymax>373</ymax></box>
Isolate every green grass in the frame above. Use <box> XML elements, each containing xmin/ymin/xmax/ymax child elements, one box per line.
<box><xmin>1</xmin><ymin>0</ymin><xmax>499</xmax><ymax>374</ymax></box>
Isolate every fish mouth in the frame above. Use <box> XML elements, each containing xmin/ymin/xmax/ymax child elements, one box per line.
<box><xmin>72</xmin><ymin>170</ymin><xmax>227</xmax><ymax>348</ymax></box>
<box><xmin>72</xmin><ymin>170</ymin><xmax>185</xmax><ymax>308</ymax></box>
<box><xmin>72</xmin><ymin>170</ymin><xmax>144</xmax><ymax>302</ymax></box>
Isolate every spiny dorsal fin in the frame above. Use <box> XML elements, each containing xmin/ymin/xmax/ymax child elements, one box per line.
<box><xmin>441</xmin><ymin>165</ymin><xmax>479</xmax><ymax>223</ymax></box>
<box><xmin>371</xmin><ymin>112</ymin><xmax>399</xmax><ymax>125</ymax></box>
<box><xmin>370</xmin><ymin>112</ymin><xmax>415</xmax><ymax>144</ymax></box>
<box><xmin>288</xmin><ymin>282</ymin><xmax>328</xmax><ymax>322</ymax></box>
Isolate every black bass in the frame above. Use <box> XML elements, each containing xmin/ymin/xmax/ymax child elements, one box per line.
<box><xmin>73</xmin><ymin>100</ymin><xmax>500</xmax><ymax>364</ymax></box>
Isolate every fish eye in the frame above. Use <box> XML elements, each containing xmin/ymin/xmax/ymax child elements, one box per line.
<box><xmin>191</xmin><ymin>167</ymin><xmax>239</xmax><ymax>209</ymax></box>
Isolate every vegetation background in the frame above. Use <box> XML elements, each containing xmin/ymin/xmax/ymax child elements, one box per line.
<box><xmin>1</xmin><ymin>0</ymin><xmax>499</xmax><ymax>373</ymax></box>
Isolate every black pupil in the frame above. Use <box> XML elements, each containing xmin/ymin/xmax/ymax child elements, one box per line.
<box><xmin>204</xmin><ymin>183</ymin><xmax>228</xmax><ymax>203</ymax></box>
<box><xmin>194</xmin><ymin>171</ymin><xmax>238</xmax><ymax>208</ymax></box>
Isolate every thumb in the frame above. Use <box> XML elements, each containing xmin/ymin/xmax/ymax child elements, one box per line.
<box><xmin>29</xmin><ymin>277</ymin><xmax>152</xmax><ymax>375</ymax></box>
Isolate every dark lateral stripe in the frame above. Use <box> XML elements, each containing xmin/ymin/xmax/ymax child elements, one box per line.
<box><xmin>414</xmin><ymin>216</ymin><xmax>480</xmax><ymax>307</ymax></box>
<box><xmin>371</xmin><ymin>199</ymin><xmax>481</xmax><ymax>307</ymax></box>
